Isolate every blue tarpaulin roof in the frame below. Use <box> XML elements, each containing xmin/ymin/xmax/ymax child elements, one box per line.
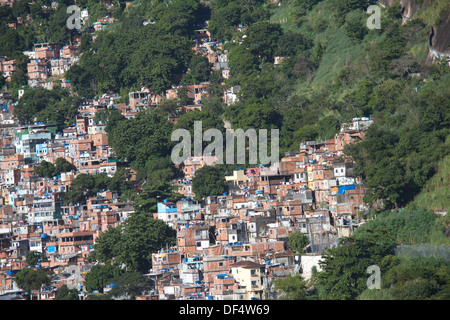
<box><xmin>337</xmin><ymin>185</ymin><xmax>355</xmax><ymax>194</ymax></box>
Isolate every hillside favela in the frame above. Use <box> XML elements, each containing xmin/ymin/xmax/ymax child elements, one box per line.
<box><xmin>0</xmin><ymin>0</ymin><xmax>449</xmax><ymax>304</ymax></box>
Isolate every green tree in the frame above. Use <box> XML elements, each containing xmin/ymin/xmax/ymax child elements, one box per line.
<box><xmin>288</xmin><ymin>232</ymin><xmax>310</xmax><ymax>253</ymax></box>
<box><xmin>67</xmin><ymin>22</ymin><xmax>192</xmax><ymax>96</ymax></box>
<box><xmin>55</xmin><ymin>284</ymin><xmax>79</xmax><ymax>300</ymax></box>
<box><xmin>134</xmin><ymin>182</ymin><xmax>182</xmax><ymax>214</ymax></box>
<box><xmin>0</xmin><ymin>74</ymin><xmax>5</xmax><ymax>89</ymax></box>
<box><xmin>84</xmin><ymin>264</ymin><xmax>124</xmax><ymax>293</ymax></box>
<box><xmin>64</xmin><ymin>173</ymin><xmax>110</xmax><ymax>205</ymax></box>
<box><xmin>367</xmin><ymin>78</ymin><xmax>405</xmax><ymax>114</ymax></box>
<box><xmin>369</xmin><ymin>26</ymin><xmax>406</xmax><ymax>75</ymax></box>
<box><xmin>192</xmin><ymin>165</ymin><xmax>228</xmax><ymax>200</ymax></box>
<box><xmin>120</xmin><ymin>213</ymin><xmax>177</xmax><ymax>273</ymax></box>
<box><xmin>108</xmin><ymin>112</ymin><xmax>174</xmax><ymax>169</ymax></box>
<box><xmin>232</xmin><ymin>100</ymin><xmax>283</xmax><ymax>130</ymax></box>
<box><xmin>155</xmin><ymin>99</ymin><xmax>179</xmax><ymax>118</ymax></box>
<box><xmin>12</xmin><ymin>0</ymin><xmax>30</xmax><ymax>18</ymax></box>
<box><xmin>275</xmin><ymin>30</ymin><xmax>312</xmax><ymax>57</ymax></box>
<box><xmin>29</xmin><ymin>2</ymin><xmax>46</xmax><ymax>20</ymax></box>
<box><xmin>25</xmin><ymin>251</ymin><xmax>48</xmax><ymax>266</ymax></box>
<box><xmin>344</xmin><ymin>11</ymin><xmax>368</xmax><ymax>42</ymax></box>
<box><xmin>14</xmin><ymin>268</ymin><xmax>51</xmax><ymax>294</ymax></box>
<box><xmin>182</xmin><ymin>55</ymin><xmax>212</xmax><ymax>84</ymax></box>
<box><xmin>244</xmin><ymin>21</ymin><xmax>283</xmax><ymax>63</ymax></box>
<box><xmin>34</xmin><ymin>161</ymin><xmax>57</xmax><ymax>179</ymax></box>
<box><xmin>358</xmin><ymin>257</ymin><xmax>450</xmax><ymax>300</ymax></box>
<box><xmin>227</xmin><ymin>44</ymin><xmax>260</xmax><ymax>83</ymax></box>
<box><xmin>315</xmin><ymin>238</ymin><xmax>394</xmax><ymax>300</ymax></box>
<box><xmin>14</xmin><ymin>88</ymin><xmax>80</xmax><ymax>130</ymax></box>
<box><xmin>106</xmin><ymin>271</ymin><xmax>153</xmax><ymax>300</ymax></box>
<box><xmin>386</xmin><ymin>1</ymin><xmax>403</xmax><ymax>20</ymax></box>
<box><xmin>47</xmin><ymin>3</ymin><xmax>75</xmax><ymax>44</ymax></box>
<box><xmin>273</xmin><ymin>274</ymin><xmax>309</xmax><ymax>300</ymax></box>
<box><xmin>292</xmin><ymin>125</ymin><xmax>318</xmax><ymax>145</ymax></box>
<box><xmin>137</xmin><ymin>156</ymin><xmax>181</xmax><ymax>189</ymax></box>
<box><xmin>208</xmin><ymin>0</ymin><xmax>269</xmax><ymax>42</ymax></box>
<box><xmin>89</xmin><ymin>212</ymin><xmax>178</xmax><ymax>273</ymax></box>
<box><xmin>176</xmin><ymin>86</ymin><xmax>192</xmax><ymax>105</ymax></box>
<box><xmin>174</xmin><ymin>109</ymin><xmax>225</xmax><ymax>141</ymax></box>
<box><xmin>54</xmin><ymin>157</ymin><xmax>76</xmax><ymax>174</ymax></box>
<box><xmin>173</xmin><ymin>109</ymin><xmax>225</xmax><ymax>157</ymax></box>
<box><xmin>329</xmin><ymin>0</ymin><xmax>368</xmax><ymax>20</ymax></box>
<box><xmin>290</xmin><ymin>0</ymin><xmax>321</xmax><ymax>11</ymax></box>
<box><xmin>107</xmin><ymin>167</ymin><xmax>132</xmax><ymax>195</ymax></box>
<box><xmin>95</xmin><ymin>108</ymin><xmax>126</xmax><ymax>130</ymax></box>
<box><xmin>87</xmin><ymin>227</ymin><xmax>125</xmax><ymax>266</ymax></box>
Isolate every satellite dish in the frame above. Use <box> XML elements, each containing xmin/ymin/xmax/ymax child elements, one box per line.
<box><xmin>65</xmin><ymin>265</ymin><xmax>81</xmax><ymax>290</ymax></box>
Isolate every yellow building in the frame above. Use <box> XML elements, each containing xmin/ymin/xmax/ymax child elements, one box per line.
<box><xmin>225</xmin><ymin>170</ymin><xmax>248</xmax><ymax>188</ymax></box>
<box><xmin>307</xmin><ymin>165</ymin><xmax>314</xmax><ymax>190</ymax></box>
<box><xmin>230</xmin><ymin>260</ymin><xmax>264</xmax><ymax>300</ymax></box>
<box><xmin>1</xmin><ymin>191</ymin><xmax>8</xmax><ymax>206</ymax></box>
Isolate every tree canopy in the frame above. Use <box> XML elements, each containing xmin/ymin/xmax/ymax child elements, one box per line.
<box><xmin>107</xmin><ymin>112</ymin><xmax>175</xmax><ymax>170</ymax></box>
<box><xmin>288</xmin><ymin>232</ymin><xmax>310</xmax><ymax>253</ymax></box>
<box><xmin>14</xmin><ymin>268</ymin><xmax>52</xmax><ymax>294</ymax></box>
<box><xmin>14</xmin><ymin>88</ymin><xmax>81</xmax><ymax>130</ymax></box>
<box><xmin>192</xmin><ymin>165</ymin><xmax>228</xmax><ymax>200</ymax></box>
<box><xmin>34</xmin><ymin>158</ymin><xmax>76</xmax><ymax>179</ymax></box>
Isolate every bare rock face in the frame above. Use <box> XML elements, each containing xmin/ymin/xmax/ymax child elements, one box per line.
<box><xmin>378</xmin><ymin>0</ymin><xmax>423</xmax><ymax>19</ymax></box>
<box><xmin>379</xmin><ymin>0</ymin><xmax>450</xmax><ymax>56</ymax></box>
<box><xmin>431</xmin><ymin>11</ymin><xmax>450</xmax><ymax>54</ymax></box>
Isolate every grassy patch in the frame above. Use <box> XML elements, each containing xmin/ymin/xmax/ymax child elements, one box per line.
<box><xmin>408</xmin><ymin>154</ymin><xmax>450</xmax><ymax>212</ymax></box>
<box><xmin>416</xmin><ymin>0</ymin><xmax>450</xmax><ymax>26</ymax></box>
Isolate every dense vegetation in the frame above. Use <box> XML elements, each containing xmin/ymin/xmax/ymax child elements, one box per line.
<box><xmin>34</xmin><ymin>157</ymin><xmax>76</xmax><ymax>178</ymax></box>
<box><xmin>5</xmin><ymin>0</ymin><xmax>449</xmax><ymax>300</ymax></box>
<box><xmin>408</xmin><ymin>155</ymin><xmax>450</xmax><ymax>212</ymax></box>
<box><xmin>7</xmin><ymin>0</ymin><xmax>448</xmax><ymax>211</ymax></box>
<box><xmin>84</xmin><ymin>265</ymin><xmax>153</xmax><ymax>300</ymax></box>
<box><xmin>14</xmin><ymin>88</ymin><xmax>81</xmax><ymax>130</ymax></box>
<box><xmin>64</xmin><ymin>167</ymin><xmax>133</xmax><ymax>204</ymax></box>
<box><xmin>65</xmin><ymin>0</ymin><xmax>208</xmax><ymax>97</ymax></box>
<box><xmin>14</xmin><ymin>268</ymin><xmax>52</xmax><ymax>295</ymax></box>
<box><xmin>274</xmin><ymin>209</ymin><xmax>450</xmax><ymax>300</ymax></box>
<box><xmin>88</xmin><ymin>205</ymin><xmax>178</xmax><ymax>273</ymax></box>
<box><xmin>217</xmin><ymin>0</ymin><xmax>450</xmax><ymax>211</ymax></box>
<box><xmin>309</xmin><ymin>209</ymin><xmax>450</xmax><ymax>300</ymax></box>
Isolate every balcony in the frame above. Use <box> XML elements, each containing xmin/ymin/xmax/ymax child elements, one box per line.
<box><xmin>221</xmin><ymin>289</ymin><xmax>234</xmax><ymax>295</ymax></box>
